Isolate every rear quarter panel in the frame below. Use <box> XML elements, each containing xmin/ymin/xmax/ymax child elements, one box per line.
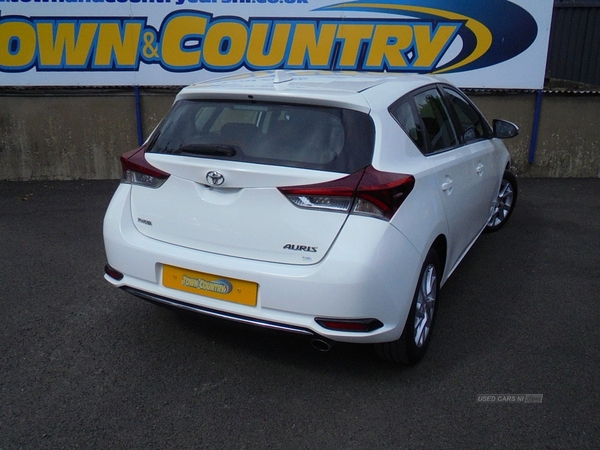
<box><xmin>368</xmin><ymin>101</ymin><xmax>450</xmax><ymax>283</ymax></box>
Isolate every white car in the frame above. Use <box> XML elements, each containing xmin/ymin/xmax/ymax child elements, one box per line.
<box><xmin>103</xmin><ymin>71</ymin><xmax>518</xmax><ymax>364</ymax></box>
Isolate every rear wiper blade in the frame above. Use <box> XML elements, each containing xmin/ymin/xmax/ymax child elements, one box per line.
<box><xmin>177</xmin><ymin>144</ymin><xmax>237</xmax><ymax>157</ymax></box>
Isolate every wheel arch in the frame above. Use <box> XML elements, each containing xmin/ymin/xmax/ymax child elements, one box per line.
<box><xmin>430</xmin><ymin>234</ymin><xmax>448</xmax><ymax>281</ymax></box>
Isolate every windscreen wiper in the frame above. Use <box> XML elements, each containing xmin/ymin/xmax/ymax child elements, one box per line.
<box><xmin>177</xmin><ymin>144</ymin><xmax>237</xmax><ymax>157</ymax></box>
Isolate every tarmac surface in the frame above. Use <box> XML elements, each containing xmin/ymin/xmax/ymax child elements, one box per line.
<box><xmin>1</xmin><ymin>178</ymin><xmax>599</xmax><ymax>449</ymax></box>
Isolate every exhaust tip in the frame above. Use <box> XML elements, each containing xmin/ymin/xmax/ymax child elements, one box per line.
<box><xmin>311</xmin><ymin>338</ymin><xmax>334</xmax><ymax>352</ymax></box>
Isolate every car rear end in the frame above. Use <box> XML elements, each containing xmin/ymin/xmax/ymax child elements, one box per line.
<box><xmin>103</xmin><ymin>73</ymin><xmax>424</xmax><ymax>344</ymax></box>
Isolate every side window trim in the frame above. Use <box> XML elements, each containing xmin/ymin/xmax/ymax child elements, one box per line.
<box><xmin>391</xmin><ymin>84</ymin><xmax>497</xmax><ymax>156</ymax></box>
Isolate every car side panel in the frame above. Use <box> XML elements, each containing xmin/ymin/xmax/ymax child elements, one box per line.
<box><xmin>427</xmin><ymin>142</ymin><xmax>493</xmax><ymax>272</ymax></box>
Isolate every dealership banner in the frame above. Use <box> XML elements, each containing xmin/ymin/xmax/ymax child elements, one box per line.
<box><xmin>0</xmin><ymin>0</ymin><xmax>553</xmax><ymax>88</ymax></box>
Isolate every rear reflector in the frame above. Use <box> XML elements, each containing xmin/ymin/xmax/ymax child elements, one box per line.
<box><xmin>315</xmin><ymin>318</ymin><xmax>384</xmax><ymax>332</ymax></box>
<box><xmin>105</xmin><ymin>264</ymin><xmax>124</xmax><ymax>281</ymax></box>
<box><xmin>279</xmin><ymin>166</ymin><xmax>414</xmax><ymax>220</ymax></box>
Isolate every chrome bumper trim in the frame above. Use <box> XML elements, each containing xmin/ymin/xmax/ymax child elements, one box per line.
<box><xmin>121</xmin><ymin>287</ymin><xmax>315</xmax><ymax>336</ymax></box>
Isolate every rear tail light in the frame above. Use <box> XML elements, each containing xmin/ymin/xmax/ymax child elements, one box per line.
<box><xmin>315</xmin><ymin>318</ymin><xmax>384</xmax><ymax>332</ymax></box>
<box><xmin>279</xmin><ymin>166</ymin><xmax>414</xmax><ymax>220</ymax></box>
<box><xmin>120</xmin><ymin>146</ymin><xmax>170</xmax><ymax>188</ymax></box>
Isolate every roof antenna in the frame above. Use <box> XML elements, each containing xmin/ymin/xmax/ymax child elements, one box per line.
<box><xmin>273</xmin><ymin>70</ymin><xmax>293</xmax><ymax>84</ymax></box>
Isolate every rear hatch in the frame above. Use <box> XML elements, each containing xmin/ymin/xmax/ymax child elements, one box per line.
<box><xmin>128</xmin><ymin>99</ymin><xmax>375</xmax><ymax>265</ymax></box>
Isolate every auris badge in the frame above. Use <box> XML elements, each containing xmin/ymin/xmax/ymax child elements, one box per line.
<box><xmin>206</xmin><ymin>171</ymin><xmax>225</xmax><ymax>186</ymax></box>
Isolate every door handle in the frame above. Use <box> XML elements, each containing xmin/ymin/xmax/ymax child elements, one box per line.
<box><xmin>441</xmin><ymin>178</ymin><xmax>454</xmax><ymax>192</ymax></box>
<box><xmin>476</xmin><ymin>162</ymin><xmax>484</xmax><ymax>175</ymax></box>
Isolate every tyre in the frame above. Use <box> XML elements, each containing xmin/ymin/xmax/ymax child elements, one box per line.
<box><xmin>485</xmin><ymin>170</ymin><xmax>518</xmax><ymax>233</ymax></box>
<box><xmin>375</xmin><ymin>249</ymin><xmax>440</xmax><ymax>364</ymax></box>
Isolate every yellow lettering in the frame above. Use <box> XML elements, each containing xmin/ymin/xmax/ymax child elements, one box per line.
<box><xmin>94</xmin><ymin>22</ymin><xmax>142</xmax><ymax>67</ymax></box>
<box><xmin>288</xmin><ymin>23</ymin><xmax>337</xmax><ymax>67</ymax></box>
<box><xmin>161</xmin><ymin>15</ymin><xmax>207</xmax><ymax>69</ymax></box>
<box><xmin>246</xmin><ymin>22</ymin><xmax>291</xmax><ymax>68</ymax></box>
<box><xmin>365</xmin><ymin>25</ymin><xmax>413</xmax><ymax>69</ymax></box>
<box><xmin>37</xmin><ymin>22</ymin><xmax>97</xmax><ymax>67</ymax></box>
<box><xmin>203</xmin><ymin>22</ymin><xmax>248</xmax><ymax>68</ymax></box>
<box><xmin>0</xmin><ymin>14</ymin><xmax>470</xmax><ymax>75</ymax></box>
<box><xmin>336</xmin><ymin>24</ymin><xmax>373</xmax><ymax>69</ymax></box>
<box><xmin>0</xmin><ymin>21</ymin><xmax>36</xmax><ymax>69</ymax></box>
<box><xmin>413</xmin><ymin>25</ymin><xmax>458</xmax><ymax>68</ymax></box>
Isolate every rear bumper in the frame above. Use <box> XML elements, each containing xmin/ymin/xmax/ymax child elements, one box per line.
<box><xmin>103</xmin><ymin>183</ymin><xmax>424</xmax><ymax>344</ymax></box>
<box><xmin>121</xmin><ymin>285</ymin><xmax>314</xmax><ymax>336</ymax></box>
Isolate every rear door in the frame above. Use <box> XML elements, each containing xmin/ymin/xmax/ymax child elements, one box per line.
<box><xmin>391</xmin><ymin>86</ymin><xmax>492</xmax><ymax>268</ymax></box>
<box><xmin>441</xmin><ymin>86</ymin><xmax>501</xmax><ymax>215</ymax></box>
<box><xmin>130</xmin><ymin>99</ymin><xmax>375</xmax><ymax>265</ymax></box>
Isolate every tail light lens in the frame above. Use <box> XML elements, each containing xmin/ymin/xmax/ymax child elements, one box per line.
<box><xmin>120</xmin><ymin>146</ymin><xmax>170</xmax><ymax>188</ymax></box>
<box><xmin>315</xmin><ymin>317</ymin><xmax>384</xmax><ymax>332</ymax></box>
<box><xmin>279</xmin><ymin>166</ymin><xmax>414</xmax><ymax>220</ymax></box>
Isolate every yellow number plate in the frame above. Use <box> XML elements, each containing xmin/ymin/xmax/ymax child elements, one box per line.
<box><xmin>162</xmin><ymin>265</ymin><xmax>258</xmax><ymax>307</ymax></box>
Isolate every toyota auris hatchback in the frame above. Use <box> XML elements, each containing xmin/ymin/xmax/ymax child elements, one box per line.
<box><xmin>103</xmin><ymin>71</ymin><xmax>518</xmax><ymax>363</ymax></box>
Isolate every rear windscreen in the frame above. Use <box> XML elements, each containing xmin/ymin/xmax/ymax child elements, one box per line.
<box><xmin>147</xmin><ymin>100</ymin><xmax>375</xmax><ymax>174</ymax></box>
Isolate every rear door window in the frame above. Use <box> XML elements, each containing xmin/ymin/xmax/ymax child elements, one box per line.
<box><xmin>442</xmin><ymin>87</ymin><xmax>490</xmax><ymax>143</ymax></box>
<box><xmin>412</xmin><ymin>88</ymin><xmax>458</xmax><ymax>154</ymax></box>
<box><xmin>389</xmin><ymin>98</ymin><xmax>426</xmax><ymax>154</ymax></box>
<box><xmin>390</xmin><ymin>87</ymin><xmax>459</xmax><ymax>155</ymax></box>
<box><xmin>147</xmin><ymin>100</ymin><xmax>375</xmax><ymax>174</ymax></box>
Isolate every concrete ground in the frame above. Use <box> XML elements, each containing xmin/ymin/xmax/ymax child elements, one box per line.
<box><xmin>0</xmin><ymin>178</ymin><xmax>599</xmax><ymax>449</ymax></box>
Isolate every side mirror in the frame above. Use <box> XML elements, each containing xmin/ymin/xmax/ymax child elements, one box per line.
<box><xmin>493</xmin><ymin>119</ymin><xmax>519</xmax><ymax>139</ymax></box>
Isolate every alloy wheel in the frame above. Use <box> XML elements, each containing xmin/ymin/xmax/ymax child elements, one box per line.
<box><xmin>488</xmin><ymin>178</ymin><xmax>514</xmax><ymax>228</ymax></box>
<box><xmin>414</xmin><ymin>264</ymin><xmax>437</xmax><ymax>348</ymax></box>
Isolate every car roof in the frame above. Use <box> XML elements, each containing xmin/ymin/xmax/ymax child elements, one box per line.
<box><xmin>176</xmin><ymin>71</ymin><xmax>444</xmax><ymax>113</ymax></box>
